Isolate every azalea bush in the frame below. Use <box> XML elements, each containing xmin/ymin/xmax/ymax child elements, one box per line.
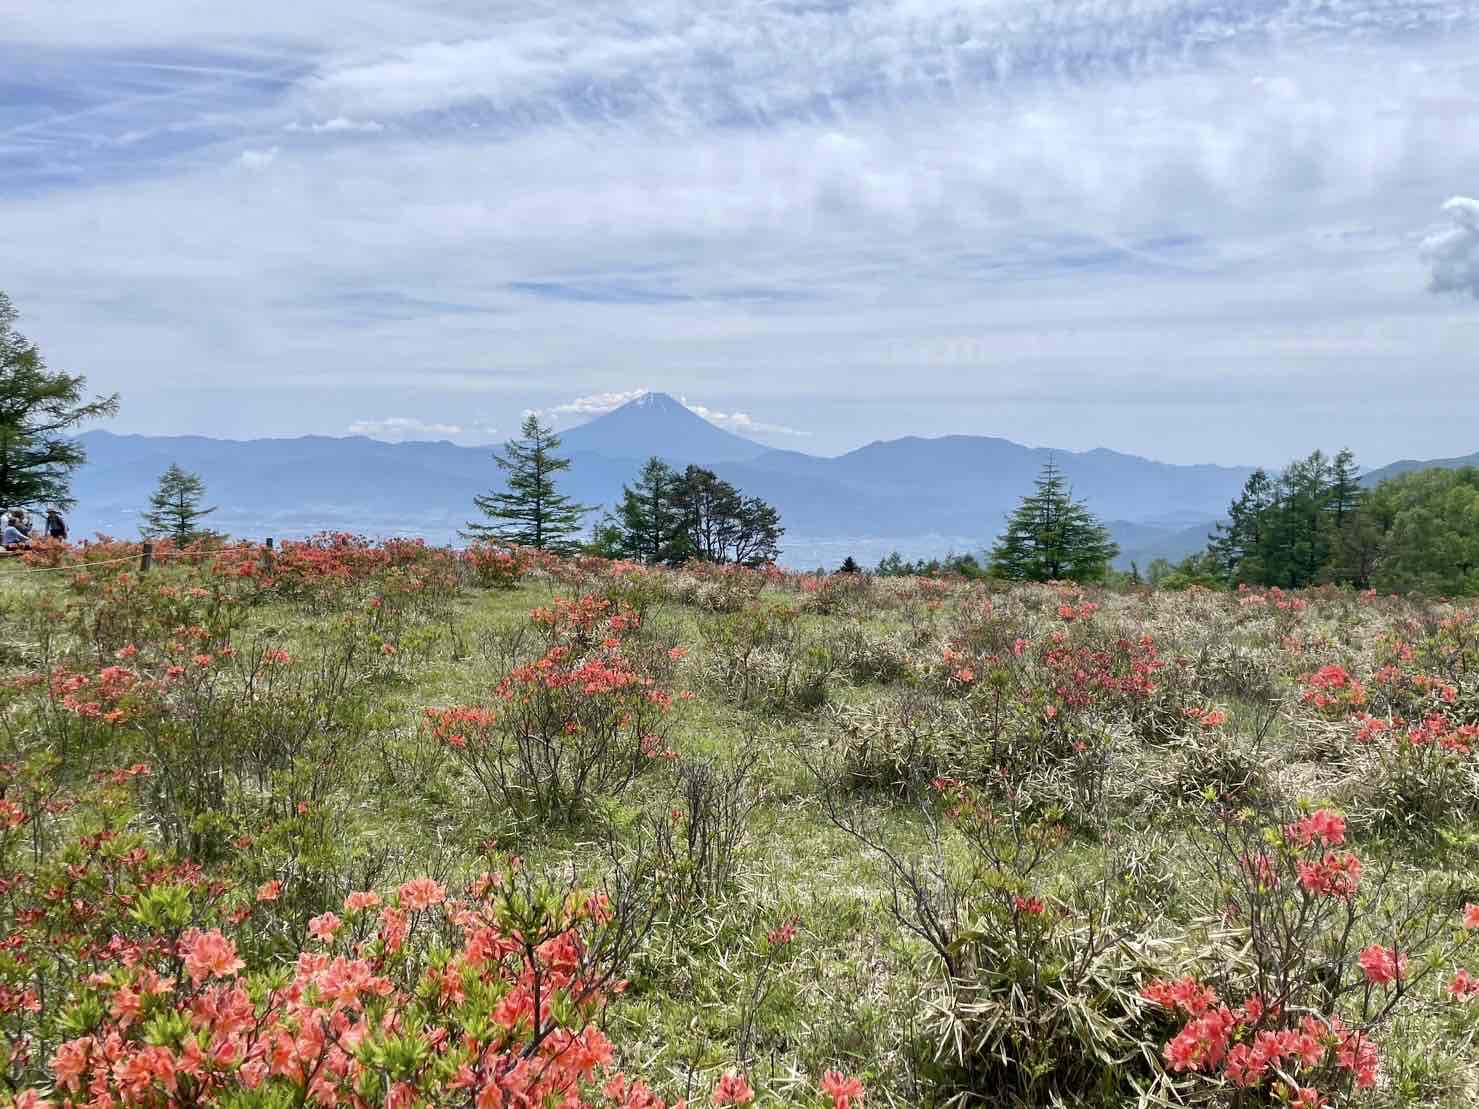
<box><xmin>10</xmin><ymin>538</ymin><xmax>1479</xmax><ymax>1107</ymax></box>
<box><xmin>425</xmin><ymin>595</ymin><xmax>679</xmax><ymax>825</ymax></box>
<box><xmin>1141</xmin><ymin>803</ymin><xmax>1479</xmax><ymax>1106</ymax></box>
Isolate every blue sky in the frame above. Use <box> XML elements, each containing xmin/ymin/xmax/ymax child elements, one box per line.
<box><xmin>3</xmin><ymin>0</ymin><xmax>1478</xmax><ymax>467</ymax></box>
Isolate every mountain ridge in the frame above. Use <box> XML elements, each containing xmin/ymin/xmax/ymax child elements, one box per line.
<box><xmin>58</xmin><ymin>392</ymin><xmax>1471</xmax><ymax>569</ymax></box>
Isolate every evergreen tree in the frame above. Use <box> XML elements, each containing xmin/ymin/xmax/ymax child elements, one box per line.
<box><xmin>1210</xmin><ymin>469</ymin><xmax>1274</xmax><ymax>583</ymax></box>
<box><xmin>989</xmin><ymin>460</ymin><xmax>1119</xmax><ymax>582</ymax></box>
<box><xmin>875</xmin><ymin>551</ymin><xmax>908</xmax><ymax>576</ymax></box>
<box><xmin>837</xmin><ymin>556</ymin><xmax>862</xmax><ymax>574</ymax></box>
<box><xmin>0</xmin><ymin>291</ymin><xmax>120</xmax><ymax>508</ymax></box>
<box><xmin>1327</xmin><ymin>448</ymin><xmax>1363</xmax><ymax>531</ymax></box>
<box><xmin>463</xmin><ymin>415</ymin><xmax>592</xmax><ymax>551</ymax></box>
<box><xmin>1207</xmin><ymin>448</ymin><xmax>1365</xmax><ymax>588</ymax></box>
<box><xmin>671</xmin><ymin>465</ymin><xmax>783</xmax><ymax>566</ymax></box>
<box><xmin>1280</xmin><ymin>450</ymin><xmax>1334</xmax><ymax>587</ymax></box>
<box><xmin>584</xmin><ymin>513</ymin><xmax>627</xmax><ymax>559</ymax></box>
<box><xmin>614</xmin><ymin>457</ymin><xmax>687</xmax><ymax>564</ymax></box>
<box><xmin>141</xmin><ymin>464</ymin><xmax>217</xmax><ymax>543</ymax></box>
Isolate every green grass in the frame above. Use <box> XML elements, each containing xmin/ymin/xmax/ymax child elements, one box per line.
<box><xmin>9</xmin><ymin>561</ymin><xmax>1479</xmax><ymax>1106</ymax></box>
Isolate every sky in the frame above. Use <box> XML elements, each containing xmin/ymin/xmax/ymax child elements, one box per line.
<box><xmin>3</xmin><ymin>0</ymin><xmax>1478</xmax><ymax>469</ymax></box>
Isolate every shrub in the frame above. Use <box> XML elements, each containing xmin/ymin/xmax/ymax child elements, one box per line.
<box><xmin>424</xmin><ymin>595</ymin><xmax>677</xmax><ymax>824</ymax></box>
<box><xmin>826</xmin><ymin>778</ymin><xmax>1150</xmax><ymax>1106</ymax></box>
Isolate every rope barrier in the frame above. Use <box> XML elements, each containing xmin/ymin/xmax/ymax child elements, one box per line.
<box><xmin>0</xmin><ymin>543</ymin><xmax>266</xmax><ymax>576</ymax></box>
<box><xmin>0</xmin><ymin>554</ymin><xmax>145</xmax><ymax>575</ymax></box>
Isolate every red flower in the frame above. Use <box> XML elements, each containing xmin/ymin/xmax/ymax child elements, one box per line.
<box><xmin>181</xmin><ymin>929</ymin><xmax>244</xmax><ymax>984</ymax></box>
<box><xmin>819</xmin><ymin>1070</ymin><xmax>864</xmax><ymax>1109</ymax></box>
<box><xmin>1358</xmin><ymin>944</ymin><xmax>1406</xmax><ymax>986</ymax></box>
<box><xmin>712</xmin><ymin>1073</ymin><xmax>754</xmax><ymax>1105</ymax></box>
<box><xmin>399</xmin><ymin>877</ymin><xmax>446</xmax><ymax>911</ymax></box>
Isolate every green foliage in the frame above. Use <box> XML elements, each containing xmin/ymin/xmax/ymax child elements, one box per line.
<box><xmin>875</xmin><ymin>551</ymin><xmax>986</xmax><ymax>578</ymax></box>
<box><xmin>672</xmin><ymin>465</ymin><xmax>783</xmax><ymax>567</ymax></box>
<box><xmin>1146</xmin><ymin>550</ymin><xmax>1224</xmax><ymax>591</ymax></box>
<box><xmin>17</xmin><ymin>540</ymin><xmax>1479</xmax><ymax>1107</ymax></box>
<box><xmin>464</xmin><ymin>414</ymin><xmax>592</xmax><ymax>551</ymax></box>
<box><xmin>1210</xmin><ymin>448</ymin><xmax>1369</xmax><ymax>588</ymax></box>
<box><xmin>0</xmin><ymin>291</ymin><xmax>120</xmax><ymax>508</ymax></box>
<box><xmin>615</xmin><ymin>457</ymin><xmax>689</xmax><ymax>564</ymax></box>
<box><xmin>141</xmin><ymin>462</ymin><xmax>217</xmax><ymax>543</ymax></box>
<box><xmin>989</xmin><ymin>460</ymin><xmax>1118</xmax><ymax>583</ymax></box>
<box><xmin>1212</xmin><ymin>452</ymin><xmax>1479</xmax><ymax>595</ymax></box>
<box><xmin>1363</xmin><ymin>465</ymin><xmax>1479</xmax><ymax>595</ymax></box>
<box><xmin>590</xmin><ymin>458</ymin><xmax>784</xmax><ymax>568</ymax></box>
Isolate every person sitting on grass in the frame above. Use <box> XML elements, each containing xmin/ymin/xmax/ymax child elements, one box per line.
<box><xmin>3</xmin><ymin>517</ymin><xmax>30</xmax><ymax>550</ymax></box>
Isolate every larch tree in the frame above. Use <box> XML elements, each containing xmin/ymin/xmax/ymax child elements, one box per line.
<box><xmin>0</xmin><ymin>291</ymin><xmax>119</xmax><ymax>509</ymax></box>
<box><xmin>141</xmin><ymin>463</ymin><xmax>217</xmax><ymax>544</ymax></box>
<box><xmin>1206</xmin><ymin>448</ymin><xmax>1368</xmax><ymax>588</ymax></box>
<box><xmin>463</xmin><ymin>415</ymin><xmax>591</xmax><ymax>552</ymax></box>
<box><xmin>989</xmin><ymin>459</ymin><xmax>1119</xmax><ymax>582</ymax></box>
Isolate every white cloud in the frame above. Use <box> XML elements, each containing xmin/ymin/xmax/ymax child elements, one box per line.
<box><xmin>285</xmin><ymin>117</ymin><xmax>385</xmax><ymax>134</ymax></box>
<box><xmin>3</xmin><ymin>0</ymin><xmax>1479</xmax><ymax>465</ymax></box>
<box><xmin>347</xmin><ymin>416</ymin><xmax>469</xmax><ymax>441</ymax></box>
<box><xmin>1422</xmin><ymin>196</ymin><xmax>1479</xmax><ymax>299</ymax></box>
<box><xmin>680</xmin><ymin>399</ymin><xmax>809</xmax><ymax>438</ymax></box>
<box><xmin>237</xmin><ymin>146</ymin><xmax>279</xmax><ymax>169</ymax></box>
<box><xmin>531</xmin><ymin>389</ymin><xmax>651</xmax><ymax>422</ymax></box>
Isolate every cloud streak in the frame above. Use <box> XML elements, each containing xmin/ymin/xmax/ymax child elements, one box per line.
<box><xmin>680</xmin><ymin>399</ymin><xmax>809</xmax><ymax>438</ymax></box>
<box><xmin>347</xmin><ymin>416</ymin><xmax>475</xmax><ymax>441</ymax></box>
<box><xmin>532</xmin><ymin>389</ymin><xmax>652</xmax><ymax>422</ymax></box>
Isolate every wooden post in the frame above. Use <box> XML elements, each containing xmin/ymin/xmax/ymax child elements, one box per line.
<box><xmin>140</xmin><ymin>542</ymin><xmax>153</xmax><ymax>573</ymax></box>
<box><xmin>261</xmin><ymin>537</ymin><xmax>275</xmax><ymax>574</ymax></box>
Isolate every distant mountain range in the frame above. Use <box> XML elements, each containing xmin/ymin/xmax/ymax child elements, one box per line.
<box><xmin>60</xmin><ymin>392</ymin><xmax>1472</xmax><ymax>570</ymax></box>
<box><xmin>1361</xmin><ymin>451</ymin><xmax>1479</xmax><ymax>487</ymax></box>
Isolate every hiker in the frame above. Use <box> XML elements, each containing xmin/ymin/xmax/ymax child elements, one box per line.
<box><xmin>2</xmin><ymin>516</ymin><xmax>30</xmax><ymax>551</ymax></box>
<box><xmin>45</xmin><ymin>509</ymin><xmax>67</xmax><ymax>541</ymax></box>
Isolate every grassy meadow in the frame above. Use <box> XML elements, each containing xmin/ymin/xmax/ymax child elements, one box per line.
<box><xmin>4</xmin><ymin>535</ymin><xmax>1479</xmax><ymax>1108</ymax></box>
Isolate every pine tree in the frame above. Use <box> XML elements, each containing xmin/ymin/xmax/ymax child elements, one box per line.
<box><xmin>1207</xmin><ymin>449</ymin><xmax>1367</xmax><ymax>587</ymax></box>
<box><xmin>989</xmin><ymin>460</ymin><xmax>1119</xmax><ymax>582</ymax></box>
<box><xmin>1327</xmin><ymin>448</ymin><xmax>1363</xmax><ymax>531</ymax></box>
<box><xmin>463</xmin><ymin>416</ymin><xmax>592</xmax><ymax>552</ymax></box>
<box><xmin>141</xmin><ymin>464</ymin><xmax>217</xmax><ymax>543</ymax></box>
<box><xmin>671</xmin><ymin>466</ymin><xmax>783</xmax><ymax>566</ymax></box>
<box><xmin>0</xmin><ymin>291</ymin><xmax>119</xmax><ymax>508</ymax></box>
<box><xmin>615</xmin><ymin>457</ymin><xmax>687</xmax><ymax>564</ymax></box>
<box><xmin>1210</xmin><ymin>468</ymin><xmax>1274</xmax><ymax>584</ymax></box>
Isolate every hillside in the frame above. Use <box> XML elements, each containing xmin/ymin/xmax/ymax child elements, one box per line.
<box><xmin>1362</xmin><ymin>451</ymin><xmax>1479</xmax><ymax>486</ymax></box>
<box><xmin>5</xmin><ymin>543</ymin><xmax>1479</xmax><ymax>1107</ymax></box>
